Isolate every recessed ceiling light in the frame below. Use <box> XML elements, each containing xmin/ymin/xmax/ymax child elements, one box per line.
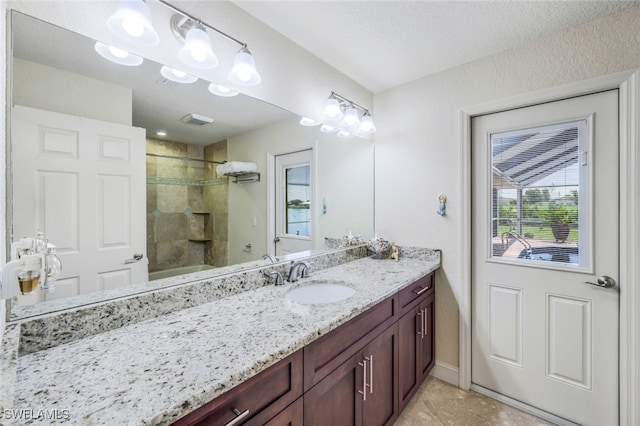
<box><xmin>156</xmin><ymin>131</ymin><xmax>167</xmax><ymax>136</ymax></box>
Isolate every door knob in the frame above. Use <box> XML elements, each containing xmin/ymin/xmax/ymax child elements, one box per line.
<box><xmin>584</xmin><ymin>275</ymin><xmax>616</xmax><ymax>288</ymax></box>
<box><xmin>274</xmin><ymin>236</ymin><xmax>281</xmax><ymax>243</ymax></box>
<box><xmin>124</xmin><ymin>253</ymin><xmax>144</xmax><ymax>264</ymax></box>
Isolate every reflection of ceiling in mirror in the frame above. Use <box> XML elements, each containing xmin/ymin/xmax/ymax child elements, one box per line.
<box><xmin>11</xmin><ymin>12</ymin><xmax>294</xmax><ymax>146</ymax></box>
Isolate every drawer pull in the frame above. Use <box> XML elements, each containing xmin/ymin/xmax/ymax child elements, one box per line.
<box><xmin>414</xmin><ymin>285</ymin><xmax>430</xmax><ymax>296</ymax></box>
<box><xmin>225</xmin><ymin>408</ymin><xmax>250</xmax><ymax>426</ymax></box>
<box><xmin>417</xmin><ymin>310</ymin><xmax>424</xmax><ymax>338</ymax></box>
<box><xmin>358</xmin><ymin>360</ymin><xmax>368</xmax><ymax>401</ymax></box>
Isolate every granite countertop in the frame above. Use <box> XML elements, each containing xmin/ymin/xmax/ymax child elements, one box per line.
<box><xmin>7</xmin><ymin>255</ymin><xmax>439</xmax><ymax>425</ymax></box>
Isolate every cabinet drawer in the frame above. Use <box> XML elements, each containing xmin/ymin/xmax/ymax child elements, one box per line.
<box><xmin>304</xmin><ymin>296</ymin><xmax>396</xmax><ymax>391</ymax></box>
<box><xmin>398</xmin><ymin>272</ymin><xmax>434</xmax><ymax>315</ymax></box>
<box><xmin>173</xmin><ymin>350</ymin><xmax>303</xmax><ymax>426</ymax></box>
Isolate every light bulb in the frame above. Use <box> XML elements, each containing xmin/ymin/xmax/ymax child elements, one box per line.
<box><xmin>228</xmin><ymin>47</ymin><xmax>261</xmax><ymax>86</ymax></box>
<box><xmin>300</xmin><ymin>117</ymin><xmax>321</xmax><ymax>126</ymax></box>
<box><xmin>178</xmin><ymin>25</ymin><xmax>218</xmax><ymax>69</ymax></box>
<box><xmin>106</xmin><ymin>0</ymin><xmax>159</xmax><ymax>46</ymax></box>
<box><xmin>323</xmin><ymin>98</ymin><xmax>343</xmax><ymax>120</ymax></box>
<box><xmin>337</xmin><ymin>129</ymin><xmax>353</xmax><ymax>138</ymax></box>
<box><xmin>160</xmin><ymin>66</ymin><xmax>197</xmax><ymax>83</ymax></box>
<box><xmin>320</xmin><ymin>124</ymin><xmax>338</xmax><ymax>133</ymax></box>
<box><xmin>95</xmin><ymin>42</ymin><xmax>143</xmax><ymax>66</ymax></box>
<box><xmin>342</xmin><ymin>105</ymin><xmax>360</xmax><ymax>128</ymax></box>
<box><xmin>359</xmin><ymin>114</ymin><xmax>377</xmax><ymax>133</ymax></box>
<box><xmin>208</xmin><ymin>83</ymin><xmax>239</xmax><ymax>97</ymax></box>
<box><xmin>122</xmin><ymin>14</ymin><xmax>144</xmax><ymax>37</ymax></box>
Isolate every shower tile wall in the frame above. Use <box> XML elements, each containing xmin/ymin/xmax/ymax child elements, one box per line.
<box><xmin>146</xmin><ymin>139</ymin><xmax>228</xmax><ymax>273</ymax></box>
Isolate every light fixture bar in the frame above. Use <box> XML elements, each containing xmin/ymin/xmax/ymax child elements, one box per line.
<box><xmin>330</xmin><ymin>91</ymin><xmax>371</xmax><ymax>115</ymax></box>
<box><xmin>155</xmin><ymin>0</ymin><xmax>247</xmax><ymax>48</ymax></box>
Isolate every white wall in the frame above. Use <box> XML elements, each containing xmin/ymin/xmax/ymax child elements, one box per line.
<box><xmin>13</xmin><ymin>58</ymin><xmax>132</xmax><ymax>124</ymax></box>
<box><xmin>374</xmin><ymin>6</ymin><xmax>640</xmax><ymax>368</ymax></box>
<box><xmin>227</xmin><ymin>118</ymin><xmax>374</xmax><ymax>265</ymax></box>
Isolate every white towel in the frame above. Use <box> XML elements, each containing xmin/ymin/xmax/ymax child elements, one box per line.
<box><xmin>216</xmin><ymin>161</ymin><xmax>258</xmax><ymax>176</ymax></box>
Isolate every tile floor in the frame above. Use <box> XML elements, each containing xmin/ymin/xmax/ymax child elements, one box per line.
<box><xmin>395</xmin><ymin>377</ymin><xmax>554</xmax><ymax>426</ymax></box>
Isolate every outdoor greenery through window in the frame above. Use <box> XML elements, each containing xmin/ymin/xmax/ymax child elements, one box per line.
<box><xmin>285</xmin><ymin>165</ymin><xmax>311</xmax><ymax>237</ymax></box>
<box><xmin>490</xmin><ymin>120</ymin><xmax>586</xmax><ymax>266</ymax></box>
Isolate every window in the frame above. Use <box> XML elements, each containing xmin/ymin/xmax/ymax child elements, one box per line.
<box><xmin>489</xmin><ymin>120</ymin><xmax>588</xmax><ymax>268</ymax></box>
<box><xmin>285</xmin><ymin>164</ymin><xmax>311</xmax><ymax>236</ymax></box>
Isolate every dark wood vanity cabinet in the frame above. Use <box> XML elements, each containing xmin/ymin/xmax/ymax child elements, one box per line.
<box><xmin>173</xmin><ymin>271</ymin><xmax>435</xmax><ymax>426</ymax></box>
<box><xmin>398</xmin><ymin>274</ymin><xmax>436</xmax><ymax>411</ymax></box>
<box><xmin>303</xmin><ymin>323</ymin><xmax>399</xmax><ymax>426</ymax></box>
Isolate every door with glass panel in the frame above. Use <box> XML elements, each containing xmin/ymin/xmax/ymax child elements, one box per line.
<box><xmin>274</xmin><ymin>150</ymin><xmax>313</xmax><ymax>256</ymax></box>
<box><xmin>471</xmin><ymin>91</ymin><xmax>619</xmax><ymax>425</ymax></box>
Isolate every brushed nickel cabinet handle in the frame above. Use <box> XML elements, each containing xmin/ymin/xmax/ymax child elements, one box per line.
<box><xmin>414</xmin><ymin>285</ymin><xmax>430</xmax><ymax>296</ymax></box>
<box><xmin>417</xmin><ymin>310</ymin><xmax>424</xmax><ymax>338</ymax></box>
<box><xmin>224</xmin><ymin>408</ymin><xmax>250</xmax><ymax>426</ymax></box>
<box><xmin>358</xmin><ymin>359</ymin><xmax>368</xmax><ymax>401</ymax></box>
<box><xmin>423</xmin><ymin>308</ymin><xmax>428</xmax><ymax>338</ymax></box>
<box><xmin>365</xmin><ymin>355</ymin><xmax>373</xmax><ymax>394</ymax></box>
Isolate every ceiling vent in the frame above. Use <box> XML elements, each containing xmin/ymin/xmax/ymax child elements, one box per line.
<box><xmin>155</xmin><ymin>77</ymin><xmax>179</xmax><ymax>88</ymax></box>
<box><xmin>182</xmin><ymin>113</ymin><xmax>214</xmax><ymax>125</ymax></box>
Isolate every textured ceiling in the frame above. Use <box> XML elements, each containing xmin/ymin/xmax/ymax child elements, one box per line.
<box><xmin>233</xmin><ymin>1</ymin><xmax>640</xmax><ymax>93</ymax></box>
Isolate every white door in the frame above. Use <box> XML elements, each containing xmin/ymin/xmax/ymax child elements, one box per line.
<box><xmin>471</xmin><ymin>91</ymin><xmax>619</xmax><ymax>425</ymax></box>
<box><xmin>274</xmin><ymin>150</ymin><xmax>313</xmax><ymax>256</ymax></box>
<box><xmin>11</xmin><ymin>105</ymin><xmax>148</xmax><ymax>304</ymax></box>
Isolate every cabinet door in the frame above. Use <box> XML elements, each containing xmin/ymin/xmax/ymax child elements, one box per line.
<box><xmin>362</xmin><ymin>324</ymin><xmax>399</xmax><ymax>426</ymax></box>
<box><xmin>418</xmin><ymin>293</ymin><xmax>435</xmax><ymax>381</ymax></box>
<box><xmin>263</xmin><ymin>398</ymin><xmax>303</xmax><ymax>426</ymax></box>
<box><xmin>303</xmin><ymin>351</ymin><xmax>364</xmax><ymax>426</ymax></box>
<box><xmin>398</xmin><ymin>307</ymin><xmax>420</xmax><ymax>411</ymax></box>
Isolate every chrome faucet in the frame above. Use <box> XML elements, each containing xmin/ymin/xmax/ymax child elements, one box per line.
<box><xmin>262</xmin><ymin>253</ymin><xmax>279</xmax><ymax>263</ymax></box>
<box><xmin>288</xmin><ymin>261</ymin><xmax>311</xmax><ymax>282</ymax></box>
<box><xmin>263</xmin><ymin>270</ymin><xmax>284</xmax><ymax>286</ymax></box>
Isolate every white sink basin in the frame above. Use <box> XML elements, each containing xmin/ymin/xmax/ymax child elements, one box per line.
<box><xmin>286</xmin><ymin>281</ymin><xmax>355</xmax><ymax>305</ymax></box>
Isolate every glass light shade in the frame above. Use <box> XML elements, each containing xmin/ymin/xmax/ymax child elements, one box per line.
<box><xmin>337</xmin><ymin>129</ymin><xmax>353</xmax><ymax>138</ymax></box>
<box><xmin>228</xmin><ymin>47</ymin><xmax>261</xmax><ymax>86</ymax></box>
<box><xmin>299</xmin><ymin>117</ymin><xmax>321</xmax><ymax>126</ymax></box>
<box><xmin>208</xmin><ymin>83</ymin><xmax>239</xmax><ymax>97</ymax></box>
<box><xmin>323</xmin><ymin>98</ymin><xmax>344</xmax><ymax>120</ymax></box>
<box><xmin>160</xmin><ymin>66</ymin><xmax>197</xmax><ymax>83</ymax></box>
<box><xmin>320</xmin><ymin>124</ymin><xmax>338</xmax><ymax>133</ymax></box>
<box><xmin>106</xmin><ymin>0</ymin><xmax>159</xmax><ymax>46</ymax></box>
<box><xmin>342</xmin><ymin>106</ymin><xmax>360</xmax><ymax>128</ymax></box>
<box><xmin>358</xmin><ymin>114</ymin><xmax>377</xmax><ymax>133</ymax></box>
<box><xmin>178</xmin><ymin>26</ymin><xmax>219</xmax><ymax>69</ymax></box>
<box><xmin>94</xmin><ymin>42</ymin><xmax>143</xmax><ymax>66</ymax></box>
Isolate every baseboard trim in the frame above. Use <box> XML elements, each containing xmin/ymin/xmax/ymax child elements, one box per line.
<box><xmin>430</xmin><ymin>361</ymin><xmax>459</xmax><ymax>386</ymax></box>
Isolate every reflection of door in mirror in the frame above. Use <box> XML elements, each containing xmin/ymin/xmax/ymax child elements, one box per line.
<box><xmin>11</xmin><ymin>105</ymin><xmax>148</xmax><ymax>305</ymax></box>
<box><xmin>274</xmin><ymin>150</ymin><xmax>313</xmax><ymax>256</ymax></box>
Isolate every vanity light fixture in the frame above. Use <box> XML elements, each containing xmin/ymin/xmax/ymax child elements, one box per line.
<box><xmin>157</xmin><ymin>0</ymin><xmax>262</xmax><ymax>86</ymax></box>
<box><xmin>160</xmin><ymin>65</ymin><xmax>197</xmax><ymax>83</ymax></box>
<box><xmin>208</xmin><ymin>83</ymin><xmax>239</xmax><ymax>97</ymax></box>
<box><xmin>323</xmin><ymin>91</ymin><xmax>377</xmax><ymax>134</ymax></box>
<box><xmin>106</xmin><ymin>0</ymin><xmax>159</xmax><ymax>46</ymax></box>
<box><xmin>94</xmin><ymin>42</ymin><xmax>143</xmax><ymax>66</ymax></box>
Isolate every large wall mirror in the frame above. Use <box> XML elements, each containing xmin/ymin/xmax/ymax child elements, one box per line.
<box><xmin>7</xmin><ymin>10</ymin><xmax>374</xmax><ymax>319</ymax></box>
